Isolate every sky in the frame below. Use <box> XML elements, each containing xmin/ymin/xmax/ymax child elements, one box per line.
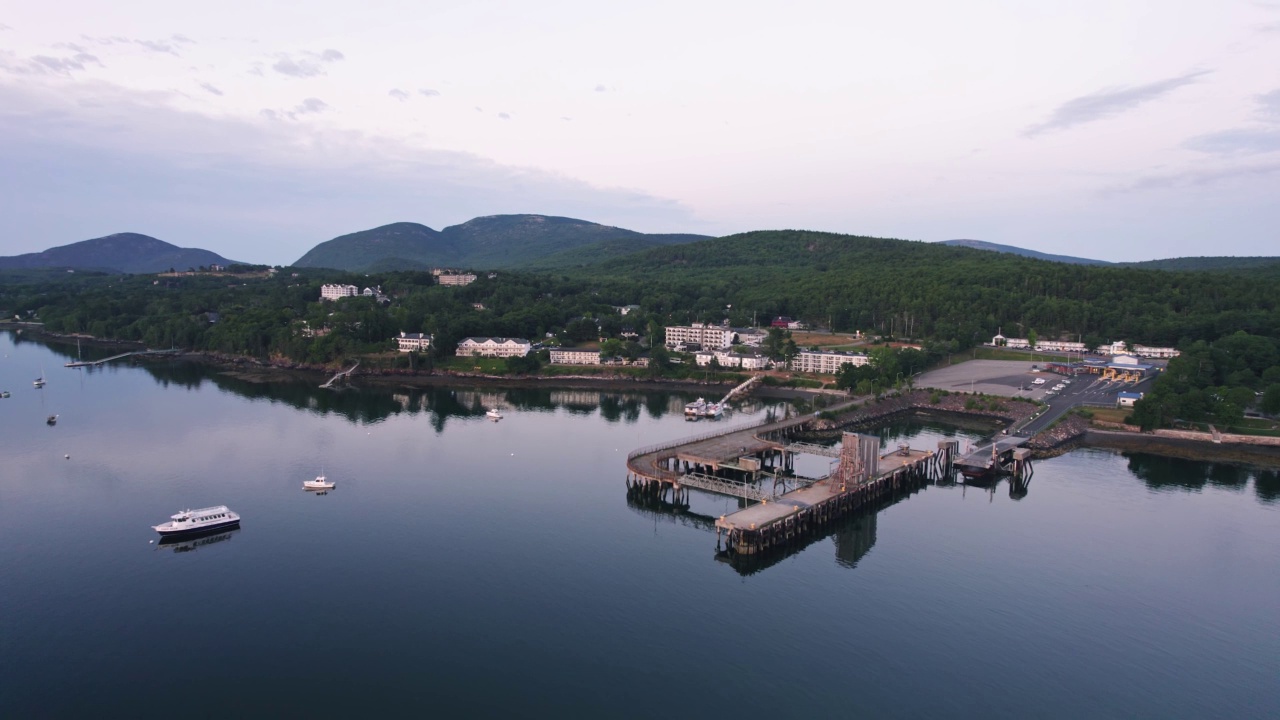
<box><xmin>1</xmin><ymin>0</ymin><xmax>1278</xmax><ymax>265</ymax></box>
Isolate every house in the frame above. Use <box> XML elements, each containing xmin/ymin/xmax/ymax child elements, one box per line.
<box><xmin>1116</xmin><ymin>391</ymin><xmax>1144</xmax><ymax>407</ymax></box>
<box><xmin>456</xmin><ymin>337</ymin><xmax>532</xmax><ymax>358</ymax></box>
<box><xmin>613</xmin><ymin>304</ymin><xmax>641</xmax><ymax>315</ymax></box>
<box><xmin>550</xmin><ymin>349</ymin><xmax>601</xmax><ymax>365</ymax></box>
<box><xmin>771</xmin><ymin>316</ymin><xmax>792</xmax><ymax>328</ymax></box>
<box><xmin>790</xmin><ymin>350</ymin><xmax>870</xmax><ymax>374</ymax></box>
<box><xmin>321</xmin><ymin>284</ymin><xmax>358</xmax><ymax>301</ymax></box>
<box><xmin>397</xmin><ymin>332</ymin><xmax>432</xmax><ymax>352</ymax></box>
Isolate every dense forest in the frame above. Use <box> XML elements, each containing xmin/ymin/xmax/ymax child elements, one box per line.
<box><xmin>1129</xmin><ymin>332</ymin><xmax>1280</xmax><ymax>430</ymax></box>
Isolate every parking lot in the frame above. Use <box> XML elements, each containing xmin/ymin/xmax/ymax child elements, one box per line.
<box><xmin>916</xmin><ymin>359</ymin><xmax>1157</xmax><ymax>435</ymax></box>
<box><xmin>916</xmin><ymin>360</ymin><xmax>1051</xmax><ymax>398</ymax></box>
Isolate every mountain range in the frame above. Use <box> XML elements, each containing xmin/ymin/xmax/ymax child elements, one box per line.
<box><xmin>0</xmin><ymin>233</ymin><xmax>241</xmax><ymax>274</ymax></box>
<box><xmin>4</xmin><ymin>219</ymin><xmax>1277</xmax><ymax>276</ymax></box>
<box><xmin>293</xmin><ymin>215</ymin><xmax>711</xmax><ymax>271</ymax></box>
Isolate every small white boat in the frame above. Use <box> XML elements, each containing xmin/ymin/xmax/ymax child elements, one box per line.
<box><xmin>46</xmin><ymin>414</ymin><xmax>58</xmax><ymax>425</ymax></box>
<box><xmin>303</xmin><ymin>475</ymin><xmax>335</xmax><ymax>490</ymax></box>
<box><xmin>486</xmin><ymin>408</ymin><xmax>503</xmax><ymax>421</ymax></box>
<box><xmin>700</xmin><ymin>402</ymin><xmax>723</xmax><ymax>418</ymax></box>
<box><xmin>152</xmin><ymin>506</ymin><xmax>240</xmax><ymax>537</ymax></box>
<box><xmin>33</xmin><ymin>377</ymin><xmax>45</xmax><ymax>388</ymax></box>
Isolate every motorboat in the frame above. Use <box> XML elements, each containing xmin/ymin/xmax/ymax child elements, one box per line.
<box><xmin>46</xmin><ymin>414</ymin><xmax>58</xmax><ymax>425</ymax></box>
<box><xmin>33</xmin><ymin>377</ymin><xmax>45</xmax><ymax>388</ymax></box>
<box><xmin>303</xmin><ymin>475</ymin><xmax>336</xmax><ymax>490</ymax></box>
<box><xmin>684</xmin><ymin>398</ymin><xmax>707</xmax><ymax>418</ymax></box>
<box><xmin>1</xmin><ymin>391</ymin><xmax>10</xmax><ymax>398</ymax></box>
<box><xmin>486</xmin><ymin>408</ymin><xmax>503</xmax><ymax>421</ymax></box>
<box><xmin>700</xmin><ymin>402</ymin><xmax>723</xmax><ymax>418</ymax></box>
<box><xmin>152</xmin><ymin>506</ymin><xmax>240</xmax><ymax>537</ymax></box>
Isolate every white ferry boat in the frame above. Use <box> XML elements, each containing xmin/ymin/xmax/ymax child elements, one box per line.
<box><xmin>486</xmin><ymin>408</ymin><xmax>503</xmax><ymax>420</ymax></box>
<box><xmin>303</xmin><ymin>475</ymin><xmax>335</xmax><ymax>490</ymax></box>
<box><xmin>152</xmin><ymin>506</ymin><xmax>240</xmax><ymax>537</ymax></box>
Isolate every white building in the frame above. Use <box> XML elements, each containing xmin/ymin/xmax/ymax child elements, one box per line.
<box><xmin>320</xmin><ymin>284</ymin><xmax>358</xmax><ymax>301</ymax></box>
<box><xmin>734</xmin><ymin>328</ymin><xmax>768</xmax><ymax>347</ymax></box>
<box><xmin>991</xmin><ymin>333</ymin><xmax>1086</xmax><ymax>353</ymax></box>
<box><xmin>396</xmin><ymin>332</ymin><xmax>432</xmax><ymax>352</ymax></box>
<box><xmin>550</xmin><ymin>349</ymin><xmax>601</xmax><ymax>365</ymax></box>
<box><xmin>1131</xmin><ymin>344</ymin><xmax>1180</xmax><ymax>359</ymax></box>
<box><xmin>456</xmin><ymin>337</ymin><xmax>532</xmax><ymax>358</ymax></box>
<box><xmin>790</xmin><ymin>350</ymin><xmax>870</xmax><ymax>374</ymax></box>
<box><xmin>437</xmin><ymin>273</ymin><xmax>477</xmax><ymax>287</ymax></box>
<box><xmin>665</xmin><ymin>323</ymin><xmax>734</xmax><ymax>350</ymax></box>
<box><xmin>1096</xmin><ymin>341</ymin><xmax>1180</xmax><ymax>359</ymax></box>
<box><xmin>695</xmin><ymin>350</ymin><xmax>771</xmax><ymax>370</ymax></box>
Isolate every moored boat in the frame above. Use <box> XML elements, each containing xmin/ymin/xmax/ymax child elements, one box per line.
<box><xmin>152</xmin><ymin>506</ymin><xmax>240</xmax><ymax>537</ymax></box>
<box><xmin>486</xmin><ymin>408</ymin><xmax>503</xmax><ymax>421</ymax></box>
<box><xmin>684</xmin><ymin>398</ymin><xmax>707</xmax><ymax>419</ymax></box>
<box><xmin>303</xmin><ymin>475</ymin><xmax>335</xmax><ymax>490</ymax></box>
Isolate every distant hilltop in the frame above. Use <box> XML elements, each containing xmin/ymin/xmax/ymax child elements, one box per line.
<box><xmin>937</xmin><ymin>239</ymin><xmax>1110</xmax><ymax>266</ymax></box>
<box><xmin>0</xmin><ymin>232</ymin><xmax>243</xmax><ymax>274</ymax></box>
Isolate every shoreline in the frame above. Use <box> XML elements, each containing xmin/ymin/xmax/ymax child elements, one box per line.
<box><xmin>12</xmin><ymin>327</ymin><xmax>1278</xmax><ymax>466</ymax></box>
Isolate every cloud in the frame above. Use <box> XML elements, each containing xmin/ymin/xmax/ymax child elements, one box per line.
<box><xmin>498</xmin><ymin>112</ymin><xmax>511</xmax><ymax>120</ymax></box>
<box><xmin>419</xmin><ymin>88</ymin><xmax>440</xmax><ymax>98</ymax></box>
<box><xmin>1183</xmin><ymin>128</ymin><xmax>1280</xmax><ymax>155</ymax></box>
<box><xmin>269</xmin><ymin>49</ymin><xmax>344</xmax><ymax>78</ymax></box>
<box><xmin>389</xmin><ymin>88</ymin><xmax>409</xmax><ymax>101</ymax></box>
<box><xmin>1025</xmin><ymin>71</ymin><xmax>1210</xmax><ymax>137</ymax></box>
<box><xmin>0</xmin><ymin>81</ymin><xmax>699</xmax><ymax>264</ymax></box>
<box><xmin>594</xmin><ymin>84</ymin><xmax>607</xmax><ymax>92</ymax></box>
<box><xmin>291</xmin><ymin>98</ymin><xmax>329</xmax><ymax>116</ymax></box>
<box><xmin>171</xmin><ymin>34</ymin><xmax>195</xmax><ymax>45</ymax></box>
<box><xmin>0</xmin><ymin>23</ymin><xmax>13</xmax><ymax>31</ymax></box>
<box><xmin>2</xmin><ymin>51</ymin><xmax>103</xmax><ymax>76</ymax></box>
<box><xmin>135</xmin><ymin>39</ymin><xmax>178</xmax><ymax>56</ymax></box>
<box><xmin>560</xmin><ymin>116</ymin><xmax>572</xmax><ymax>121</ymax></box>
<box><xmin>1114</xmin><ymin>161</ymin><xmax>1280</xmax><ymax>192</ymax></box>
<box><xmin>1258</xmin><ymin>88</ymin><xmax>1280</xmax><ymax>122</ymax></box>
<box><xmin>199</xmin><ymin>82</ymin><xmax>224</xmax><ymax>96</ymax></box>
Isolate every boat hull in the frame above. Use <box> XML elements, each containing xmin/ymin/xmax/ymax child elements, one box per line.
<box><xmin>154</xmin><ymin>519</ymin><xmax>241</xmax><ymax>537</ymax></box>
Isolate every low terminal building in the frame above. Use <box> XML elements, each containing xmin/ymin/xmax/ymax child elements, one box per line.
<box><xmin>1096</xmin><ymin>340</ymin><xmax>1180</xmax><ymax>358</ymax></box>
<box><xmin>1116</xmin><ymin>391</ymin><xmax>1144</xmax><ymax>407</ymax></box>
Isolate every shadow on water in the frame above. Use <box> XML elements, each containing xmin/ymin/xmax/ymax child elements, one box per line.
<box><xmin>1125</xmin><ymin>452</ymin><xmax>1277</xmax><ymax>503</ymax></box>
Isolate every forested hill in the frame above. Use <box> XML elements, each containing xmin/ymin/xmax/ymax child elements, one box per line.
<box><xmin>566</xmin><ymin>230</ymin><xmax>1280</xmax><ymax>348</ymax></box>
<box><xmin>292</xmin><ymin>215</ymin><xmax>710</xmax><ymax>271</ymax></box>
<box><xmin>0</xmin><ymin>233</ymin><xmax>240</xmax><ymax>274</ymax></box>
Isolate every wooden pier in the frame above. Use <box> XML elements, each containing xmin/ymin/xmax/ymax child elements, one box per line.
<box><xmin>64</xmin><ymin>348</ymin><xmax>179</xmax><ymax>368</ymax></box>
<box><xmin>713</xmin><ymin>436</ymin><xmax>953</xmax><ymax>555</ymax></box>
<box><xmin>627</xmin><ymin>416</ymin><xmax>955</xmax><ymax>558</ymax></box>
<box><xmin>320</xmin><ymin>362</ymin><xmax>360</xmax><ymax>389</ymax></box>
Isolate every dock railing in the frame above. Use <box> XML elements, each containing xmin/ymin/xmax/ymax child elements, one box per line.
<box><xmin>626</xmin><ymin>416</ymin><xmax>776</xmax><ymax>464</ymax></box>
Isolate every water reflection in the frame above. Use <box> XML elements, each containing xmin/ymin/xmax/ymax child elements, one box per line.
<box><xmin>1125</xmin><ymin>453</ymin><xmax>1277</xmax><ymax>503</ymax></box>
<box><xmin>156</xmin><ymin>528</ymin><xmax>240</xmax><ymax>554</ymax></box>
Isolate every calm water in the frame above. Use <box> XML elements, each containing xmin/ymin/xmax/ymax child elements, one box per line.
<box><xmin>2</xmin><ymin>333</ymin><xmax>1278</xmax><ymax>718</ymax></box>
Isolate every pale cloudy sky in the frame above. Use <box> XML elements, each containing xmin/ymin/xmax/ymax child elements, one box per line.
<box><xmin>1</xmin><ymin>0</ymin><xmax>1277</xmax><ymax>264</ymax></box>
